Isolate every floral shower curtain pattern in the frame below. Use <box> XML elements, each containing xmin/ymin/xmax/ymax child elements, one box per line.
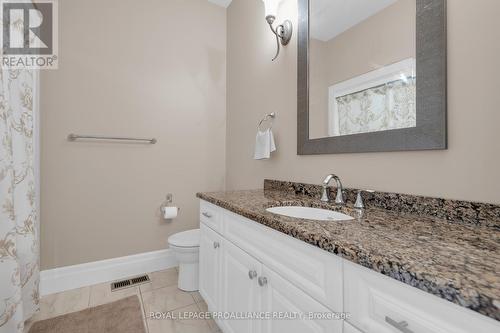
<box><xmin>0</xmin><ymin>69</ymin><xmax>39</xmax><ymax>332</ymax></box>
<box><xmin>335</xmin><ymin>78</ymin><xmax>416</xmax><ymax>136</ymax></box>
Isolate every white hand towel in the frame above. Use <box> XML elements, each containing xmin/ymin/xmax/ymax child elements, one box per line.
<box><xmin>254</xmin><ymin>128</ymin><xmax>276</xmax><ymax>160</ymax></box>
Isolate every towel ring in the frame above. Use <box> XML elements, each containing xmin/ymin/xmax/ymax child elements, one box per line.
<box><xmin>258</xmin><ymin>112</ymin><xmax>276</xmax><ymax>131</ymax></box>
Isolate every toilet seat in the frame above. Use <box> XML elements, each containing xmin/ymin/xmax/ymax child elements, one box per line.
<box><xmin>168</xmin><ymin>229</ymin><xmax>200</xmax><ymax>248</ymax></box>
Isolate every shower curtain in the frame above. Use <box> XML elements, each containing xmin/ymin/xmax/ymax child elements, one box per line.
<box><xmin>0</xmin><ymin>69</ymin><xmax>39</xmax><ymax>332</ymax></box>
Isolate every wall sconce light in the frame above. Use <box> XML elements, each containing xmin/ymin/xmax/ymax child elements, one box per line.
<box><xmin>262</xmin><ymin>0</ymin><xmax>292</xmax><ymax>61</ymax></box>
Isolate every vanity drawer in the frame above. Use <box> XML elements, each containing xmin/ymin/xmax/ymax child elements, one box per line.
<box><xmin>344</xmin><ymin>260</ymin><xmax>500</xmax><ymax>333</ymax></box>
<box><xmin>199</xmin><ymin>200</ymin><xmax>223</xmax><ymax>233</ymax></box>
<box><xmin>223</xmin><ymin>209</ymin><xmax>343</xmax><ymax>313</ymax></box>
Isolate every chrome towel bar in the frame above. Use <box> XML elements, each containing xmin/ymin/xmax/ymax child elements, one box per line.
<box><xmin>67</xmin><ymin>134</ymin><xmax>157</xmax><ymax>144</ymax></box>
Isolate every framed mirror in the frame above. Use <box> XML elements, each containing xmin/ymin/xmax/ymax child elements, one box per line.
<box><xmin>297</xmin><ymin>0</ymin><xmax>447</xmax><ymax>154</ymax></box>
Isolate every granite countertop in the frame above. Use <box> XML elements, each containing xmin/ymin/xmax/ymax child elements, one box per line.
<box><xmin>196</xmin><ymin>188</ymin><xmax>500</xmax><ymax>321</ymax></box>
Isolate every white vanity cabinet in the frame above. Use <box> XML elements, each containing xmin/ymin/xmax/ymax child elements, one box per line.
<box><xmin>344</xmin><ymin>322</ymin><xmax>363</xmax><ymax>333</ymax></box>
<box><xmin>199</xmin><ymin>200</ymin><xmax>343</xmax><ymax>333</ymax></box>
<box><xmin>198</xmin><ymin>200</ymin><xmax>500</xmax><ymax>333</ymax></box>
<box><xmin>260</xmin><ymin>265</ymin><xmax>339</xmax><ymax>333</ymax></box>
<box><xmin>343</xmin><ymin>260</ymin><xmax>500</xmax><ymax>333</ymax></box>
<box><xmin>220</xmin><ymin>239</ymin><xmax>262</xmax><ymax>333</ymax></box>
<box><xmin>199</xmin><ymin>222</ymin><xmax>223</xmax><ymax>312</ymax></box>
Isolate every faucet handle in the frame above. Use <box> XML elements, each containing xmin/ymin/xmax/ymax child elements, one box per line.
<box><xmin>354</xmin><ymin>189</ymin><xmax>375</xmax><ymax>209</ymax></box>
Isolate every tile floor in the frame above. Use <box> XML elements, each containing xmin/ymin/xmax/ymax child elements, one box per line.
<box><xmin>24</xmin><ymin>267</ymin><xmax>221</xmax><ymax>333</ymax></box>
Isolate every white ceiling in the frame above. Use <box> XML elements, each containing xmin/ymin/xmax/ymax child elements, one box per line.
<box><xmin>310</xmin><ymin>0</ymin><xmax>398</xmax><ymax>41</ymax></box>
<box><xmin>208</xmin><ymin>0</ymin><xmax>233</xmax><ymax>8</ymax></box>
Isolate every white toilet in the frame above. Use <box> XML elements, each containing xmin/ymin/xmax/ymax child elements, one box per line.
<box><xmin>167</xmin><ymin>229</ymin><xmax>200</xmax><ymax>291</ymax></box>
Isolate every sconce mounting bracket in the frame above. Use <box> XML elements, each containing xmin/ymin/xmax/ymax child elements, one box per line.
<box><xmin>278</xmin><ymin>20</ymin><xmax>292</xmax><ymax>45</ymax></box>
<box><xmin>265</xmin><ymin>16</ymin><xmax>293</xmax><ymax>61</ymax></box>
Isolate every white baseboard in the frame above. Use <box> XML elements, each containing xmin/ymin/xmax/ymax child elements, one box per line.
<box><xmin>40</xmin><ymin>249</ymin><xmax>177</xmax><ymax>296</ymax></box>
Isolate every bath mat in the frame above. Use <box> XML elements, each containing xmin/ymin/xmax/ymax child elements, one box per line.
<box><xmin>28</xmin><ymin>295</ymin><xmax>146</xmax><ymax>333</ymax></box>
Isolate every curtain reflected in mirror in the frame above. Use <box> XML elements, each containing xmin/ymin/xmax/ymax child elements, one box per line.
<box><xmin>308</xmin><ymin>0</ymin><xmax>417</xmax><ymax>139</ymax></box>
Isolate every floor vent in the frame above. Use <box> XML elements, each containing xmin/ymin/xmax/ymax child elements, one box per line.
<box><xmin>111</xmin><ymin>274</ymin><xmax>150</xmax><ymax>291</ymax></box>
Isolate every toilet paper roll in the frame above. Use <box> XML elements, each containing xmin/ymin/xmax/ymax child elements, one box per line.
<box><xmin>163</xmin><ymin>206</ymin><xmax>178</xmax><ymax>219</ymax></box>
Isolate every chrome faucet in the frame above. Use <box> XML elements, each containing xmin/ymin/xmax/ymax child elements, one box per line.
<box><xmin>321</xmin><ymin>174</ymin><xmax>345</xmax><ymax>205</ymax></box>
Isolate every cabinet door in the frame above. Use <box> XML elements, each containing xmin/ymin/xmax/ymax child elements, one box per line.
<box><xmin>223</xmin><ymin>210</ymin><xmax>343</xmax><ymax>312</ymax></box>
<box><xmin>199</xmin><ymin>223</ymin><xmax>223</xmax><ymax>311</ymax></box>
<box><xmin>221</xmin><ymin>240</ymin><xmax>262</xmax><ymax>333</ymax></box>
<box><xmin>261</xmin><ymin>266</ymin><xmax>343</xmax><ymax>333</ymax></box>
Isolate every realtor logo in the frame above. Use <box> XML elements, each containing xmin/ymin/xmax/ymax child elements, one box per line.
<box><xmin>1</xmin><ymin>0</ymin><xmax>58</xmax><ymax>69</ymax></box>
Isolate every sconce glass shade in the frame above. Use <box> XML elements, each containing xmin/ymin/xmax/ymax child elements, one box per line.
<box><xmin>262</xmin><ymin>0</ymin><xmax>281</xmax><ymax>18</ymax></box>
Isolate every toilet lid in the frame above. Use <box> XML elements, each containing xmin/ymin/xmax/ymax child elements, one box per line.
<box><xmin>168</xmin><ymin>229</ymin><xmax>200</xmax><ymax>247</ymax></box>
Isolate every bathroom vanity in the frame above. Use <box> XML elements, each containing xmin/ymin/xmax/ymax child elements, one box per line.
<box><xmin>197</xmin><ymin>181</ymin><xmax>500</xmax><ymax>333</ymax></box>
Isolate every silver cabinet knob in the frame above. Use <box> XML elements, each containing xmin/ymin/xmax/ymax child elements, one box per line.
<box><xmin>213</xmin><ymin>242</ymin><xmax>220</xmax><ymax>249</ymax></box>
<box><xmin>248</xmin><ymin>270</ymin><xmax>257</xmax><ymax>280</ymax></box>
<box><xmin>202</xmin><ymin>212</ymin><xmax>212</xmax><ymax>218</ymax></box>
<box><xmin>385</xmin><ymin>316</ymin><xmax>413</xmax><ymax>333</ymax></box>
<box><xmin>258</xmin><ymin>276</ymin><xmax>268</xmax><ymax>287</ymax></box>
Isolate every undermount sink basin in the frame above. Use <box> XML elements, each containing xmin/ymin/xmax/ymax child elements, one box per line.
<box><xmin>266</xmin><ymin>206</ymin><xmax>354</xmax><ymax>221</ymax></box>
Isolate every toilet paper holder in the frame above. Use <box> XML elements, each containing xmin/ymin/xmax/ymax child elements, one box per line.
<box><xmin>160</xmin><ymin>194</ymin><xmax>180</xmax><ymax>215</ymax></box>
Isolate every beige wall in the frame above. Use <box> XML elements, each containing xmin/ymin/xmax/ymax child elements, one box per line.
<box><xmin>309</xmin><ymin>0</ymin><xmax>416</xmax><ymax>138</ymax></box>
<box><xmin>326</xmin><ymin>0</ymin><xmax>416</xmax><ymax>85</ymax></box>
<box><xmin>226</xmin><ymin>0</ymin><xmax>500</xmax><ymax>204</ymax></box>
<box><xmin>41</xmin><ymin>0</ymin><xmax>226</xmax><ymax>269</ymax></box>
